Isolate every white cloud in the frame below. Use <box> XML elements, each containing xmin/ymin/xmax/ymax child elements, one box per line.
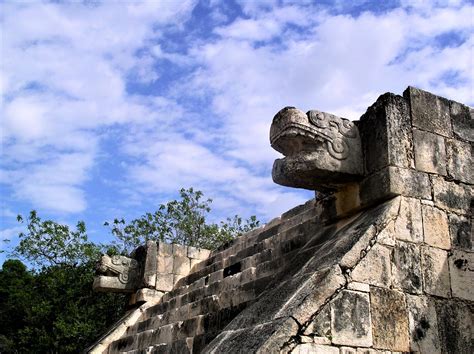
<box><xmin>1</xmin><ymin>1</ymin><xmax>198</xmax><ymax>214</ymax></box>
<box><xmin>1</xmin><ymin>0</ymin><xmax>472</xmax><ymax>225</ymax></box>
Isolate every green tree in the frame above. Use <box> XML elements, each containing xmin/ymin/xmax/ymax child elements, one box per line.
<box><xmin>15</xmin><ymin>210</ymin><xmax>101</xmax><ymax>268</ymax></box>
<box><xmin>1</xmin><ymin>188</ymin><xmax>260</xmax><ymax>352</ymax></box>
<box><xmin>105</xmin><ymin>187</ymin><xmax>260</xmax><ymax>253</ymax></box>
<box><xmin>1</xmin><ymin>212</ymin><xmax>127</xmax><ymax>353</ymax></box>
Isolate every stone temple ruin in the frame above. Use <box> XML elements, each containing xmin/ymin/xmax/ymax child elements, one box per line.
<box><xmin>88</xmin><ymin>87</ymin><xmax>473</xmax><ymax>353</ymax></box>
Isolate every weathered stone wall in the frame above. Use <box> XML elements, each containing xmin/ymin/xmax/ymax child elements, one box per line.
<box><xmin>88</xmin><ymin>87</ymin><xmax>473</xmax><ymax>354</ymax></box>
<box><xmin>287</xmin><ymin>87</ymin><xmax>473</xmax><ymax>354</ymax></box>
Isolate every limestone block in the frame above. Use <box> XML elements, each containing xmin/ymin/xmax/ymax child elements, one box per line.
<box><xmin>156</xmin><ymin>273</ymin><xmax>174</xmax><ymax>292</ymax></box>
<box><xmin>347</xmin><ymin>282</ymin><xmax>370</xmax><ymax>293</ymax></box>
<box><xmin>173</xmin><ymin>256</ymin><xmax>191</xmax><ymax>275</ymax></box>
<box><xmin>190</xmin><ymin>258</ymin><xmax>202</xmax><ymax>270</ymax></box>
<box><xmin>340</xmin><ymin>347</ymin><xmax>357</xmax><ymax>354</ymax></box>
<box><xmin>449</xmin><ymin>213</ymin><xmax>472</xmax><ymax>251</ymax></box>
<box><xmin>449</xmin><ymin>250</ymin><xmax>474</xmax><ymax>301</ymax></box>
<box><xmin>187</xmin><ymin>246</ymin><xmax>211</xmax><ymax>260</ymax></box>
<box><xmin>340</xmin><ymin>225</ymin><xmax>377</xmax><ymax>270</ymax></box>
<box><xmin>370</xmin><ymin>287</ymin><xmax>410</xmax><ymax>352</ymax></box>
<box><xmin>446</xmin><ymin>138</ymin><xmax>473</xmax><ymax>184</ymax></box>
<box><xmin>450</xmin><ymin>100</ymin><xmax>474</xmax><ymax>141</ymax></box>
<box><xmin>172</xmin><ymin>244</ymin><xmax>187</xmax><ymax>257</ymax></box>
<box><xmin>413</xmin><ymin>129</ymin><xmax>446</xmax><ymax>175</ymax></box>
<box><xmin>404</xmin><ymin>86</ymin><xmax>452</xmax><ymax>137</ymax></box>
<box><xmin>143</xmin><ymin>241</ymin><xmax>158</xmax><ymax>288</ymax></box>
<box><xmin>207</xmin><ymin>269</ymin><xmax>222</xmax><ymax>284</ymax></box>
<box><xmin>432</xmin><ymin>176</ymin><xmax>471</xmax><ymax>214</ymax></box>
<box><xmin>394</xmin><ymin>197</ymin><xmax>423</xmax><ymax>243</ymax></box>
<box><xmin>435</xmin><ymin>299</ymin><xmax>474</xmax><ymax>353</ymax></box>
<box><xmin>313</xmin><ymin>336</ymin><xmax>331</xmax><ymax>345</ymax></box>
<box><xmin>359</xmin><ymin>92</ymin><xmax>413</xmax><ymax>174</ymax></box>
<box><xmin>360</xmin><ymin>167</ymin><xmax>431</xmax><ymax>206</ymax></box>
<box><xmin>377</xmin><ymin>220</ymin><xmax>395</xmax><ymax>246</ymax></box>
<box><xmin>351</xmin><ymin>244</ymin><xmax>392</xmax><ymax>288</ymax></box>
<box><xmin>406</xmin><ymin>295</ymin><xmax>440</xmax><ymax>353</ymax></box>
<box><xmin>157</xmin><ymin>242</ymin><xmax>173</xmax><ymax>257</ymax></box>
<box><xmin>391</xmin><ymin>241</ymin><xmax>422</xmax><ymax>294</ymax></box>
<box><xmin>356</xmin><ymin>349</ymin><xmax>378</xmax><ymax>354</ymax></box>
<box><xmin>157</xmin><ymin>255</ymin><xmax>173</xmax><ymax>274</ymax></box>
<box><xmin>173</xmin><ymin>274</ymin><xmax>185</xmax><ymax>286</ymax></box>
<box><xmin>422</xmin><ymin>205</ymin><xmax>451</xmax><ymax>250</ymax></box>
<box><xmin>303</xmin><ymin>304</ymin><xmax>331</xmax><ymax>337</ymax></box>
<box><xmin>331</xmin><ymin>290</ymin><xmax>373</xmax><ymax>347</ymax></box>
<box><xmin>136</xmin><ymin>288</ymin><xmax>164</xmax><ymax>303</ymax></box>
<box><xmin>421</xmin><ymin>246</ymin><xmax>450</xmax><ymax>297</ymax></box>
<box><xmin>293</xmin><ymin>344</ymin><xmax>339</xmax><ymax>354</ymax></box>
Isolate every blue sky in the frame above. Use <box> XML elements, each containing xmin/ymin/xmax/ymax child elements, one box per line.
<box><xmin>1</xmin><ymin>0</ymin><xmax>472</xmax><ymax>262</ymax></box>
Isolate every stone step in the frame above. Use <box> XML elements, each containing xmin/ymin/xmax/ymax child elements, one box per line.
<box><xmin>115</xmin><ymin>302</ymin><xmax>253</xmax><ymax>352</ymax></box>
<box><xmin>166</xmin><ymin>216</ymin><xmax>316</xmax><ymax>299</ymax></box>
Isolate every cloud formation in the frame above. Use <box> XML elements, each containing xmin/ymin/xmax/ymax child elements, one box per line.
<box><xmin>1</xmin><ymin>1</ymin><xmax>472</xmax><ymax>250</ymax></box>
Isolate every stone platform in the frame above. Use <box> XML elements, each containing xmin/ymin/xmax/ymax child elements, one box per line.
<box><xmin>88</xmin><ymin>87</ymin><xmax>473</xmax><ymax>354</ymax></box>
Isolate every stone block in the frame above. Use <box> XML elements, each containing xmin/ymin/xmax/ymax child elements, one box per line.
<box><xmin>187</xmin><ymin>246</ymin><xmax>211</xmax><ymax>260</ymax></box>
<box><xmin>449</xmin><ymin>250</ymin><xmax>474</xmax><ymax>301</ymax></box>
<box><xmin>313</xmin><ymin>336</ymin><xmax>331</xmax><ymax>345</ymax></box>
<box><xmin>172</xmin><ymin>244</ymin><xmax>187</xmax><ymax>257</ymax></box>
<box><xmin>157</xmin><ymin>255</ymin><xmax>173</xmax><ymax>274</ymax></box>
<box><xmin>157</xmin><ymin>242</ymin><xmax>173</xmax><ymax>257</ymax></box>
<box><xmin>209</xmin><ymin>269</ymin><xmax>223</xmax><ymax>284</ymax></box>
<box><xmin>351</xmin><ymin>244</ymin><xmax>392</xmax><ymax>288</ymax></box>
<box><xmin>446</xmin><ymin>138</ymin><xmax>473</xmax><ymax>184</ymax></box>
<box><xmin>293</xmin><ymin>344</ymin><xmax>339</xmax><ymax>354</ymax></box>
<box><xmin>136</xmin><ymin>288</ymin><xmax>164</xmax><ymax>303</ymax></box>
<box><xmin>377</xmin><ymin>220</ymin><xmax>395</xmax><ymax>246</ymax></box>
<box><xmin>156</xmin><ymin>273</ymin><xmax>174</xmax><ymax>292</ymax></box>
<box><xmin>421</xmin><ymin>246</ymin><xmax>450</xmax><ymax>297</ymax></box>
<box><xmin>360</xmin><ymin>167</ymin><xmax>431</xmax><ymax>206</ymax></box>
<box><xmin>394</xmin><ymin>197</ymin><xmax>423</xmax><ymax>243</ymax></box>
<box><xmin>339</xmin><ymin>225</ymin><xmax>377</xmax><ymax>270</ymax></box>
<box><xmin>392</xmin><ymin>241</ymin><xmax>422</xmax><ymax>294</ymax></box>
<box><xmin>173</xmin><ymin>274</ymin><xmax>185</xmax><ymax>286</ymax></box>
<box><xmin>449</xmin><ymin>213</ymin><xmax>472</xmax><ymax>251</ymax></box>
<box><xmin>413</xmin><ymin>129</ymin><xmax>446</xmax><ymax>175</ymax></box>
<box><xmin>304</xmin><ymin>304</ymin><xmax>331</xmax><ymax>337</ymax></box>
<box><xmin>359</xmin><ymin>92</ymin><xmax>413</xmax><ymax>174</ymax></box>
<box><xmin>331</xmin><ymin>290</ymin><xmax>372</xmax><ymax>347</ymax></box>
<box><xmin>432</xmin><ymin>176</ymin><xmax>471</xmax><ymax>214</ymax></box>
<box><xmin>404</xmin><ymin>86</ymin><xmax>452</xmax><ymax>137</ymax></box>
<box><xmin>406</xmin><ymin>295</ymin><xmax>440</xmax><ymax>353</ymax></box>
<box><xmin>190</xmin><ymin>258</ymin><xmax>202</xmax><ymax>270</ymax></box>
<box><xmin>436</xmin><ymin>299</ymin><xmax>474</xmax><ymax>354</ymax></box>
<box><xmin>370</xmin><ymin>286</ymin><xmax>410</xmax><ymax>351</ymax></box>
<box><xmin>143</xmin><ymin>241</ymin><xmax>158</xmax><ymax>288</ymax></box>
<box><xmin>422</xmin><ymin>205</ymin><xmax>451</xmax><ymax>250</ymax></box>
<box><xmin>347</xmin><ymin>281</ymin><xmax>370</xmax><ymax>293</ymax></box>
<box><xmin>450</xmin><ymin>100</ymin><xmax>474</xmax><ymax>141</ymax></box>
<box><xmin>340</xmin><ymin>347</ymin><xmax>357</xmax><ymax>354</ymax></box>
<box><xmin>173</xmin><ymin>256</ymin><xmax>190</xmax><ymax>275</ymax></box>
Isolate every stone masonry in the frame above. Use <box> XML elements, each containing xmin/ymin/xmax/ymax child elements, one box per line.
<box><xmin>88</xmin><ymin>87</ymin><xmax>473</xmax><ymax>354</ymax></box>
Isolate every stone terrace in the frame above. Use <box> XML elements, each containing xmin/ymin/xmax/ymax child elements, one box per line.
<box><xmin>89</xmin><ymin>87</ymin><xmax>473</xmax><ymax>354</ymax></box>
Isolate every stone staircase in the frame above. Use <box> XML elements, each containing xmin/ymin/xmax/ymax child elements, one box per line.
<box><xmin>104</xmin><ymin>199</ymin><xmax>320</xmax><ymax>353</ymax></box>
<box><xmin>91</xmin><ymin>87</ymin><xmax>474</xmax><ymax>354</ymax></box>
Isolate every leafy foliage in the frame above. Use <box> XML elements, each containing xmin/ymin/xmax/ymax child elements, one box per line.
<box><xmin>105</xmin><ymin>187</ymin><xmax>260</xmax><ymax>253</ymax></box>
<box><xmin>1</xmin><ymin>188</ymin><xmax>259</xmax><ymax>352</ymax></box>
<box><xmin>0</xmin><ymin>260</ymin><xmax>126</xmax><ymax>353</ymax></box>
<box><xmin>15</xmin><ymin>210</ymin><xmax>101</xmax><ymax>268</ymax></box>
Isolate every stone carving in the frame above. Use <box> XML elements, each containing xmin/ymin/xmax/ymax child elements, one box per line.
<box><xmin>93</xmin><ymin>255</ymin><xmax>141</xmax><ymax>293</ymax></box>
<box><xmin>270</xmin><ymin>107</ymin><xmax>363</xmax><ymax>191</ymax></box>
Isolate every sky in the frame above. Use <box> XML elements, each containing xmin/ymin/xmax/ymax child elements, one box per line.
<box><xmin>1</xmin><ymin>0</ymin><xmax>473</xmax><ymax>262</ymax></box>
